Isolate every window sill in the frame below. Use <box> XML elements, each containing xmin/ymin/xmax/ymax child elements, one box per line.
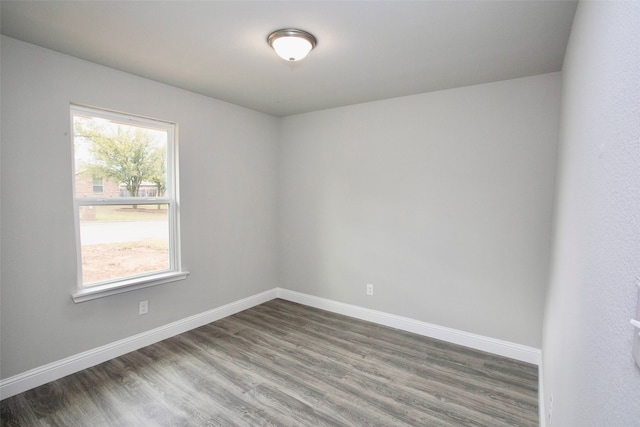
<box><xmin>71</xmin><ymin>271</ymin><xmax>189</xmax><ymax>303</ymax></box>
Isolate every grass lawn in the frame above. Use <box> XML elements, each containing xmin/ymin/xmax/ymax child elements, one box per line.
<box><xmin>80</xmin><ymin>204</ymin><xmax>168</xmax><ymax>222</ymax></box>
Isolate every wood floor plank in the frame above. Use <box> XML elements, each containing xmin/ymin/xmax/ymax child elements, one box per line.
<box><xmin>1</xmin><ymin>299</ymin><xmax>538</xmax><ymax>426</ymax></box>
<box><xmin>240</xmin><ymin>301</ymin><xmax>537</xmax><ymax>424</ymax></box>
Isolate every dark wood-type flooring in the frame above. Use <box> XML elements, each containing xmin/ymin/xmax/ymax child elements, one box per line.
<box><xmin>1</xmin><ymin>299</ymin><xmax>538</xmax><ymax>426</ymax></box>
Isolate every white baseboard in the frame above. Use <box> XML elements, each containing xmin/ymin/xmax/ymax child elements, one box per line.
<box><xmin>1</xmin><ymin>287</ymin><xmax>541</xmax><ymax>403</ymax></box>
<box><xmin>276</xmin><ymin>288</ymin><xmax>541</xmax><ymax>365</ymax></box>
<box><xmin>0</xmin><ymin>289</ymin><xmax>277</xmax><ymax>399</ymax></box>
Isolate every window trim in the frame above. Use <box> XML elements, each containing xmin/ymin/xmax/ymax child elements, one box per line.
<box><xmin>70</xmin><ymin>104</ymin><xmax>188</xmax><ymax>302</ymax></box>
<box><xmin>71</xmin><ymin>271</ymin><xmax>189</xmax><ymax>303</ymax></box>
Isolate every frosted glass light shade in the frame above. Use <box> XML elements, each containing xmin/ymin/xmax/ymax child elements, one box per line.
<box><xmin>268</xmin><ymin>29</ymin><xmax>317</xmax><ymax>62</ymax></box>
<box><xmin>272</xmin><ymin>37</ymin><xmax>312</xmax><ymax>61</ymax></box>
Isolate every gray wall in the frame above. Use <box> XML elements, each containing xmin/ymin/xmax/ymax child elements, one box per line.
<box><xmin>543</xmin><ymin>2</ymin><xmax>640</xmax><ymax>425</ymax></box>
<box><xmin>278</xmin><ymin>74</ymin><xmax>560</xmax><ymax>348</ymax></box>
<box><xmin>0</xmin><ymin>37</ymin><xmax>280</xmax><ymax>378</ymax></box>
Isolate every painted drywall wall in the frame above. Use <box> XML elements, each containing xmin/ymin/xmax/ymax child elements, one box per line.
<box><xmin>278</xmin><ymin>73</ymin><xmax>560</xmax><ymax>347</ymax></box>
<box><xmin>0</xmin><ymin>36</ymin><xmax>279</xmax><ymax>379</ymax></box>
<box><xmin>542</xmin><ymin>2</ymin><xmax>640</xmax><ymax>425</ymax></box>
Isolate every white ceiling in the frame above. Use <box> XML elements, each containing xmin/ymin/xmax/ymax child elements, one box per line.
<box><xmin>1</xmin><ymin>1</ymin><xmax>577</xmax><ymax>117</ymax></box>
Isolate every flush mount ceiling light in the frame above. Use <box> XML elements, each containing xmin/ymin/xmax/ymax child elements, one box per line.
<box><xmin>267</xmin><ymin>28</ymin><xmax>317</xmax><ymax>62</ymax></box>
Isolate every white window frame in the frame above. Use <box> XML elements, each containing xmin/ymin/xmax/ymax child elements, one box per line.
<box><xmin>70</xmin><ymin>105</ymin><xmax>188</xmax><ymax>303</ymax></box>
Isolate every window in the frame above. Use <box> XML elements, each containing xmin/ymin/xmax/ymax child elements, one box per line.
<box><xmin>92</xmin><ymin>177</ymin><xmax>103</xmax><ymax>193</ymax></box>
<box><xmin>70</xmin><ymin>105</ymin><xmax>187</xmax><ymax>302</ymax></box>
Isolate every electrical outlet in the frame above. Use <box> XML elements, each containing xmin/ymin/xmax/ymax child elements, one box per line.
<box><xmin>139</xmin><ymin>300</ymin><xmax>148</xmax><ymax>315</ymax></box>
<box><xmin>366</xmin><ymin>284</ymin><xmax>374</xmax><ymax>296</ymax></box>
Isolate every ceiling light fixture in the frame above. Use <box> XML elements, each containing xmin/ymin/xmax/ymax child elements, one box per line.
<box><xmin>267</xmin><ymin>28</ymin><xmax>317</xmax><ymax>62</ymax></box>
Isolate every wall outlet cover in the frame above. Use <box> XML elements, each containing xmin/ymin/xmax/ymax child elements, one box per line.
<box><xmin>139</xmin><ymin>300</ymin><xmax>149</xmax><ymax>315</ymax></box>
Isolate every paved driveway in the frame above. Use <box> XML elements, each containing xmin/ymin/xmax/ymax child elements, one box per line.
<box><xmin>80</xmin><ymin>220</ymin><xmax>167</xmax><ymax>244</ymax></box>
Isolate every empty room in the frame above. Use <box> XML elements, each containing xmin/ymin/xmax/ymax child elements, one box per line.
<box><xmin>1</xmin><ymin>1</ymin><xmax>639</xmax><ymax>426</ymax></box>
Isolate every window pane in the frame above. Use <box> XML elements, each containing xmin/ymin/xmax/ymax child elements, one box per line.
<box><xmin>73</xmin><ymin>115</ymin><xmax>168</xmax><ymax>199</ymax></box>
<box><xmin>78</xmin><ymin>204</ymin><xmax>170</xmax><ymax>285</ymax></box>
<box><xmin>92</xmin><ymin>177</ymin><xmax>103</xmax><ymax>193</ymax></box>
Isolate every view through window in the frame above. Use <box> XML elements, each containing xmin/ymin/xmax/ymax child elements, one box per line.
<box><xmin>71</xmin><ymin>105</ymin><xmax>179</xmax><ymax>288</ymax></box>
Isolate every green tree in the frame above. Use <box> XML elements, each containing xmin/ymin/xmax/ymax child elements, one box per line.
<box><xmin>75</xmin><ymin>120</ymin><xmax>166</xmax><ymax>202</ymax></box>
<box><xmin>150</xmin><ymin>151</ymin><xmax>166</xmax><ymax>197</ymax></box>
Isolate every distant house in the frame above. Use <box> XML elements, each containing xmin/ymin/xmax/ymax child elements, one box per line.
<box><xmin>75</xmin><ymin>170</ymin><xmax>159</xmax><ymax>198</ymax></box>
<box><xmin>74</xmin><ymin>171</ymin><xmax>120</xmax><ymax>198</ymax></box>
